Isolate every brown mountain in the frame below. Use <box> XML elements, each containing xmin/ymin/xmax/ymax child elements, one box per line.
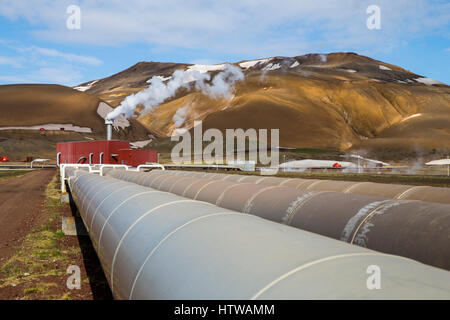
<box><xmin>76</xmin><ymin>52</ymin><xmax>449</xmax><ymax>160</ymax></box>
<box><xmin>0</xmin><ymin>84</ymin><xmax>152</xmax><ymax>160</ymax></box>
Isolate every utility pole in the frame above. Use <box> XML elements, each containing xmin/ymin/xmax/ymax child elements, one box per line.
<box><xmin>357</xmin><ymin>154</ymin><xmax>361</xmax><ymax>174</ymax></box>
<box><xmin>447</xmin><ymin>156</ymin><xmax>450</xmax><ymax>177</ymax></box>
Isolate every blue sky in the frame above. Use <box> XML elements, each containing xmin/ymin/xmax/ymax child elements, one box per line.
<box><xmin>0</xmin><ymin>0</ymin><xmax>448</xmax><ymax>86</ymax></box>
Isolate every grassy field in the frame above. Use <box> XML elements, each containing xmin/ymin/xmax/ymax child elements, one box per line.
<box><xmin>0</xmin><ymin>172</ymin><xmax>111</xmax><ymax>300</ymax></box>
<box><xmin>0</xmin><ymin>173</ymin><xmax>74</xmax><ymax>299</ymax></box>
<box><xmin>150</xmin><ymin>137</ymin><xmax>344</xmax><ymax>164</ymax></box>
<box><xmin>275</xmin><ymin>171</ymin><xmax>450</xmax><ymax>187</ymax></box>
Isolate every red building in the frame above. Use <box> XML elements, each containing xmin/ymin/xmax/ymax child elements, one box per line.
<box><xmin>117</xmin><ymin>149</ymin><xmax>158</xmax><ymax>167</ymax></box>
<box><xmin>56</xmin><ymin>140</ymin><xmax>158</xmax><ymax>166</ymax></box>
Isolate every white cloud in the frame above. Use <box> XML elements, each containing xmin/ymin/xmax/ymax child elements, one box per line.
<box><xmin>3</xmin><ymin>44</ymin><xmax>102</xmax><ymax>66</ymax></box>
<box><xmin>0</xmin><ymin>65</ymin><xmax>84</xmax><ymax>86</ymax></box>
<box><xmin>26</xmin><ymin>46</ymin><xmax>102</xmax><ymax>66</ymax></box>
<box><xmin>0</xmin><ymin>56</ymin><xmax>21</xmax><ymax>67</ymax></box>
<box><xmin>0</xmin><ymin>0</ymin><xmax>448</xmax><ymax>85</ymax></box>
<box><xmin>0</xmin><ymin>40</ymin><xmax>101</xmax><ymax>85</ymax></box>
<box><xmin>0</xmin><ymin>0</ymin><xmax>448</xmax><ymax>58</ymax></box>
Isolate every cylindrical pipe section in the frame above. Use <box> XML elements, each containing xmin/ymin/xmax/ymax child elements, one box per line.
<box><xmin>105</xmin><ymin>119</ymin><xmax>113</xmax><ymax>141</ymax></box>
<box><xmin>69</xmin><ymin>171</ymin><xmax>450</xmax><ymax>299</ymax></box>
<box><xmin>106</xmin><ymin>170</ymin><xmax>450</xmax><ymax>270</ymax></box>
<box><xmin>155</xmin><ymin>170</ymin><xmax>450</xmax><ymax>205</ymax></box>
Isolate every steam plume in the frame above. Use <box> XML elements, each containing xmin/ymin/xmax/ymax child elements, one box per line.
<box><xmin>106</xmin><ymin>63</ymin><xmax>244</xmax><ymax>120</ymax></box>
<box><xmin>172</xmin><ymin>104</ymin><xmax>190</xmax><ymax>128</ymax></box>
<box><xmin>319</xmin><ymin>54</ymin><xmax>327</xmax><ymax>62</ymax></box>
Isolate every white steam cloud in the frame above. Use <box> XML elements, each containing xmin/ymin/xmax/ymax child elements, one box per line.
<box><xmin>172</xmin><ymin>104</ymin><xmax>189</xmax><ymax>128</ymax></box>
<box><xmin>106</xmin><ymin>63</ymin><xmax>244</xmax><ymax>120</ymax></box>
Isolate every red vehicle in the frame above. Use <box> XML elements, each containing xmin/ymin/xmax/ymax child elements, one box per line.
<box><xmin>1</xmin><ymin>156</ymin><xmax>9</xmax><ymax>162</ymax></box>
<box><xmin>332</xmin><ymin>162</ymin><xmax>342</xmax><ymax>168</ymax></box>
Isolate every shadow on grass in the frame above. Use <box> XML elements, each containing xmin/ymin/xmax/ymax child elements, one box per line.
<box><xmin>67</xmin><ymin>185</ymin><xmax>113</xmax><ymax>300</ymax></box>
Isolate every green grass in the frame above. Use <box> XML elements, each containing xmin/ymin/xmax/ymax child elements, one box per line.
<box><xmin>279</xmin><ymin>148</ymin><xmax>343</xmax><ymax>163</ymax></box>
<box><xmin>151</xmin><ymin>135</ymin><xmax>344</xmax><ymax>164</ymax></box>
<box><xmin>280</xmin><ymin>172</ymin><xmax>450</xmax><ymax>187</ymax></box>
<box><xmin>288</xmin><ymin>148</ymin><xmax>340</xmax><ymax>155</ymax></box>
<box><xmin>0</xmin><ymin>172</ymin><xmax>81</xmax><ymax>299</ymax></box>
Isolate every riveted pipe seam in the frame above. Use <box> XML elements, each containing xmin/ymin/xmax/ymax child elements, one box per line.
<box><xmin>283</xmin><ymin>191</ymin><xmax>329</xmax><ymax>225</ymax></box>
<box><xmin>215</xmin><ymin>182</ymin><xmax>243</xmax><ymax>206</ymax></box>
<box><xmin>306</xmin><ymin>180</ymin><xmax>324</xmax><ymax>190</ymax></box>
<box><xmin>349</xmin><ymin>200</ymin><xmax>407</xmax><ymax>244</ymax></box>
<box><xmin>395</xmin><ymin>186</ymin><xmax>426</xmax><ymax>199</ymax></box>
<box><xmin>82</xmin><ymin>178</ymin><xmax>120</xmax><ymax>215</ymax></box>
<box><xmin>109</xmin><ymin>199</ymin><xmax>217</xmax><ymax>292</ymax></box>
<box><xmin>89</xmin><ymin>185</ymin><xmax>137</xmax><ymax>232</ymax></box>
<box><xmin>193</xmin><ymin>180</ymin><xmax>218</xmax><ymax>200</ymax></box>
<box><xmin>97</xmin><ymin>190</ymin><xmax>165</xmax><ymax>246</ymax></box>
<box><xmin>128</xmin><ymin>211</ymin><xmax>242</xmax><ymax>299</ymax></box>
<box><xmin>242</xmin><ymin>186</ymin><xmax>279</xmax><ymax>213</ymax></box>
<box><xmin>340</xmin><ymin>199</ymin><xmax>393</xmax><ymax>242</ymax></box>
<box><xmin>251</xmin><ymin>252</ymin><xmax>392</xmax><ymax>300</ymax></box>
<box><xmin>84</xmin><ymin>180</ymin><xmax>125</xmax><ymax>222</ymax></box>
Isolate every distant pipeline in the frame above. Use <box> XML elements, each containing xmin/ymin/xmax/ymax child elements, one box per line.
<box><xmin>105</xmin><ymin>169</ymin><xmax>450</xmax><ymax>271</ymax></box>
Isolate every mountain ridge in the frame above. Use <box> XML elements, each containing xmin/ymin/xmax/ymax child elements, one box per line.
<box><xmin>72</xmin><ymin>52</ymin><xmax>449</xmax><ymax>159</ymax></box>
<box><xmin>1</xmin><ymin>52</ymin><xmax>447</xmax><ymax>161</ymax></box>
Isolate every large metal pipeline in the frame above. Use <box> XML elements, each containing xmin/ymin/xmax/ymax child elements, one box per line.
<box><xmin>67</xmin><ymin>169</ymin><xmax>450</xmax><ymax>299</ymax></box>
<box><xmin>106</xmin><ymin>169</ymin><xmax>450</xmax><ymax>271</ymax></box>
<box><xmin>141</xmin><ymin>170</ymin><xmax>450</xmax><ymax>205</ymax></box>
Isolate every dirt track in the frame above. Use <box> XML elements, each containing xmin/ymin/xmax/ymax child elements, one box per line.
<box><xmin>0</xmin><ymin>169</ymin><xmax>54</xmax><ymax>264</ymax></box>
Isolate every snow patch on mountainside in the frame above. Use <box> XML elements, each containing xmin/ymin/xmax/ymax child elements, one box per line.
<box><xmin>73</xmin><ymin>80</ymin><xmax>98</xmax><ymax>92</ymax></box>
<box><xmin>239</xmin><ymin>58</ymin><xmax>272</xmax><ymax>69</ymax></box>
<box><xmin>146</xmin><ymin>75</ymin><xmax>171</xmax><ymax>83</ymax></box>
<box><xmin>262</xmin><ymin>63</ymin><xmax>281</xmax><ymax>71</ymax></box>
<box><xmin>187</xmin><ymin>64</ymin><xmax>226</xmax><ymax>73</ymax></box>
<box><xmin>414</xmin><ymin>77</ymin><xmax>444</xmax><ymax>86</ymax></box>
<box><xmin>290</xmin><ymin>61</ymin><xmax>300</xmax><ymax>68</ymax></box>
<box><xmin>379</xmin><ymin>65</ymin><xmax>392</xmax><ymax>71</ymax></box>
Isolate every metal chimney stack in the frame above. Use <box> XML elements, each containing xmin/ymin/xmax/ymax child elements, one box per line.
<box><xmin>105</xmin><ymin>119</ymin><xmax>113</xmax><ymax>140</ymax></box>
